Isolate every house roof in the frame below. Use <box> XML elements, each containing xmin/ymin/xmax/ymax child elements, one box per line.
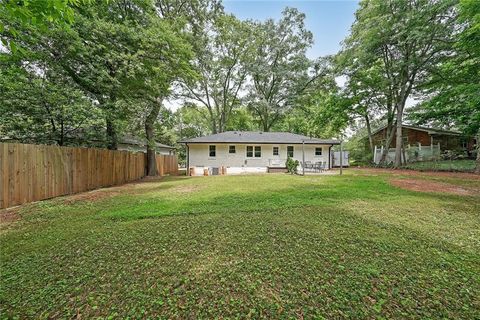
<box><xmin>371</xmin><ymin>124</ymin><xmax>462</xmax><ymax>136</ymax></box>
<box><xmin>179</xmin><ymin>131</ymin><xmax>341</xmax><ymax>145</ymax></box>
<box><xmin>120</xmin><ymin>135</ymin><xmax>175</xmax><ymax>149</ymax></box>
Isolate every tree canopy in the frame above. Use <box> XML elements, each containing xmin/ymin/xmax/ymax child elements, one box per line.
<box><xmin>0</xmin><ymin>0</ymin><xmax>478</xmax><ymax>172</ymax></box>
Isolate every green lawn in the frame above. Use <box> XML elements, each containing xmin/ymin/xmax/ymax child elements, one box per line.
<box><xmin>402</xmin><ymin>159</ymin><xmax>476</xmax><ymax>172</ymax></box>
<box><xmin>1</xmin><ymin>171</ymin><xmax>479</xmax><ymax>318</ymax></box>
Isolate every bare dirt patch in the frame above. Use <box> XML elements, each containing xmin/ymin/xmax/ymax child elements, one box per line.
<box><xmin>171</xmin><ymin>184</ymin><xmax>203</xmax><ymax>194</ymax></box>
<box><xmin>62</xmin><ymin>190</ymin><xmax>123</xmax><ymax>205</ymax></box>
<box><xmin>0</xmin><ymin>208</ymin><xmax>21</xmax><ymax>228</ymax></box>
<box><xmin>390</xmin><ymin>178</ymin><xmax>476</xmax><ymax>195</ymax></box>
<box><xmin>352</xmin><ymin>167</ymin><xmax>480</xmax><ymax>180</ymax></box>
<box><xmin>62</xmin><ymin>177</ymin><xmax>168</xmax><ymax>205</ymax></box>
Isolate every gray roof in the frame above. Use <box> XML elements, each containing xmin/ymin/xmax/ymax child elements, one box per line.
<box><xmin>120</xmin><ymin>135</ymin><xmax>175</xmax><ymax>149</ymax></box>
<box><xmin>179</xmin><ymin>131</ymin><xmax>340</xmax><ymax>145</ymax></box>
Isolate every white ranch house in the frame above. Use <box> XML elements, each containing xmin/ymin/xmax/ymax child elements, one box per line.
<box><xmin>180</xmin><ymin>131</ymin><xmax>341</xmax><ymax>176</ymax></box>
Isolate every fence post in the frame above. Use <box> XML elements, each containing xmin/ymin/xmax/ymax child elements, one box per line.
<box><xmin>373</xmin><ymin>145</ymin><xmax>377</xmax><ymax>164</ymax></box>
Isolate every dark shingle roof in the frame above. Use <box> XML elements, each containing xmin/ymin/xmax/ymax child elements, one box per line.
<box><xmin>179</xmin><ymin>131</ymin><xmax>340</xmax><ymax>145</ymax></box>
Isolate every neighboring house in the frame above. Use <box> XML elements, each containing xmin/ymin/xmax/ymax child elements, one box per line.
<box><xmin>180</xmin><ymin>131</ymin><xmax>340</xmax><ymax>175</ymax></box>
<box><xmin>371</xmin><ymin>125</ymin><xmax>476</xmax><ymax>152</ymax></box>
<box><xmin>370</xmin><ymin>124</ymin><xmax>476</xmax><ymax>164</ymax></box>
<box><xmin>116</xmin><ymin>135</ymin><xmax>175</xmax><ymax>155</ymax></box>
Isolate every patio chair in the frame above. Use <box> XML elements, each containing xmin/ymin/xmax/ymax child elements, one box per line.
<box><xmin>320</xmin><ymin>161</ymin><xmax>326</xmax><ymax>172</ymax></box>
<box><xmin>314</xmin><ymin>162</ymin><xmax>322</xmax><ymax>173</ymax></box>
<box><xmin>303</xmin><ymin>161</ymin><xmax>312</xmax><ymax>171</ymax></box>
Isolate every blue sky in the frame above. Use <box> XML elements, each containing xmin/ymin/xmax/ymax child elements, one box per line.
<box><xmin>223</xmin><ymin>0</ymin><xmax>359</xmax><ymax>59</ymax></box>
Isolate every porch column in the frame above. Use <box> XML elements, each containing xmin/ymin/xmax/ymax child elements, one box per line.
<box><xmin>302</xmin><ymin>140</ymin><xmax>305</xmax><ymax>176</ymax></box>
<box><xmin>339</xmin><ymin>141</ymin><xmax>343</xmax><ymax>175</ymax></box>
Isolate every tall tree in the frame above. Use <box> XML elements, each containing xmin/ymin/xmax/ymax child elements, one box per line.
<box><xmin>409</xmin><ymin>0</ymin><xmax>480</xmax><ymax>173</ymax></box>
<box><xmin>344</xmin><ymin>0</ymin><xmax>458</xmax><ymax>167</ymax></box>
<box><xmin>245</xmin><ymin>8</ymin><xmax>315</xmax><ymax>132</ymax></box>
<box><xmin>180</xmin><ymin>14</ymin><xmax>252</xmax><ymax>134</ymax></box>
<box><xmin>337</xmin><ymin>55</ymin><xmax>396</xmax><ymax>163</ymax></box>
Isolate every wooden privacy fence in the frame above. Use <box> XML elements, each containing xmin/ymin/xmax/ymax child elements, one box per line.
<box><xmin>0</xmin><ymin>143</ymin><xmax>178</xmax><ymax>209</ymax></box>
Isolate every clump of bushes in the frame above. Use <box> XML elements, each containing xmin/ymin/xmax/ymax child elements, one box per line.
<box><xmin>286</xmin><ymin>157</ymin><xmax>299</xmax><ymax>174</ymax></box>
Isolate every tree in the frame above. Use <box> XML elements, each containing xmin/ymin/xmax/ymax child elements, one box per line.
<box><xmin>337</xmin><ymin>55</ymin><xmax>396</xmax><ymax>163</ymax></box>
<box><xmin>409</xmin><ymin>0</ymin><xmax>480</xmax><ymax>173</ymax></box>
<box><xmin>180</xmin><ymin>14</ymin><xmax>252</xmax><ymax>134</ymax></box>
<box><xmin>344</xmin><ymin>0</ymin><xmax>458</xmax><ymax>167</ymax></box>
<box><xmin>105</xmin><ymin>2</ymin><xmax>195</xmax><ymax>176</ymax></box>
<box><xmin>245</xmin><ymin>8</ymin><xmax>315</xmax><ymax>131</ymax></box>
<box><xmin>0</xmin><ymin>63</ymin><xmax>103</xmax><ymax>145</ymax></box>
<box><xmin>279</xmin><ymin>59</ymin><xmax>349</xmax><ymax>139</ymax></box>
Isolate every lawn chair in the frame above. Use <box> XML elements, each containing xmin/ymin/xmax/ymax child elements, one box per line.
<box><xmin>303</xmin><ymin>161</ymin><xmax>312</xmax><ymax>171</ymax></box>
<box><xmin>314</xmin><ymin>162</ymin><xmax>322</xmax><ymax>173</ymax></box>
<box><xmin>320</xmin><ymin>161</ymin><xmax>326</xmax><ymax>172</ymax></box>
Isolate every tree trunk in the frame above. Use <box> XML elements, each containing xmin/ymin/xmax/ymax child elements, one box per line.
<box><xmin>475</xmin><ymin>132</ymin><xmax>480</xmax><ymax>174</ymax></box>
<box><xmin>365</xmin><ymin>113</ymin><xmax>374</xmax><ymax>153</ymax></box>
<box><xmin>211</xmin><ymin>117</ymin><xmax>217</xmax><ymax>134</ymax></box>
<box><xmin>106</xmin><ymin>116</ymin><xmax>118</xmax><ymax>150</ymax></box>
<box><xmin>379</xmin><ymin>120</ymin><xmax>395</xmax><ymax>165</ymax></box>
<box><xmin>394</xmin><ymin>107</ymin><xmax>404</xmax><ymax>168</ymax></box>
<box><xmin>145</xmin><ymin>102</ymin><xmax>161</xmax><ymax>176</ymax></box>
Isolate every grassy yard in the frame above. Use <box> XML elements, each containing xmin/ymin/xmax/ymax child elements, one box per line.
<box><xmin>1</xmin><ymin>171</ymin><xmax>479</xmax><ymax>318</ymax></box>
<box><xmin>402</xmin><ymin>159</ymin><xmax>476</xmax><ymax>172</ymax></box>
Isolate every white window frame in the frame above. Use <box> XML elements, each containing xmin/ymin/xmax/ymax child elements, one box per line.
<box><xmin>229</xmin><ymin>145</ymin><xmax>236</xmax><ymax>154</ymax></box>
<box><xmin>208</xmin><ymin>145</ymin><xmax>216</xmax><ymax>158</ymax></box>
<box><xmin>272</xmin><ymin>146</ymin><xmax>279</xmax><ymax>156</ymax></box>
<box><xmin>246</xmin><ymin>145</ymin><xmax>262</xmax><ymax>158</ymax></box>
<box><xmin>315</xmin><ymin>147</ymin><xmax>322</xmax><ymax>156</ymax></box>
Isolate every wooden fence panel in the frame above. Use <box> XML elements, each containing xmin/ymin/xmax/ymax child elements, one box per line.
<box><xmin>0</xmin><ymin>143</ymin><xmax>178</xmax><ymax>209</ymax></box>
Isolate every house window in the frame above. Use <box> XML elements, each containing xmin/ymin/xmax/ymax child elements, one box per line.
<box><xmin>287</xmin><ymin>146</ymin><xmax>294</xmax><ymax>158</ymax></box>
<box><xmin>254</xmin><ymin>146</ymin><xmax>261</xmax><ymax>157</ymax></box>
<box><xmin>273</xmin><ymin>146</ymin><xmax>279</xmax><ymax>156</ymax></box>
<box><xmin>246</xmin><ymin>146</ymin><xmax>261</xmax><ymax>158</ymax></box>
<box><xmin>209</xmin><ymin>145</ymin><xmax>216</xmax><ymax>157</ymax></box>
<box><xmin>229</xmin><ymin>145</ymin><xmax>236</xmax><ymax>153</ymax></box>
<box><xmin>246</xmin><ymin>146</ymin><xmax>253</xmax><ymax>157</ymax></box>
<box><xmin>315</xmin><ymin>147</ymin><xmax>322</xmax><ymax>156</ymax></box>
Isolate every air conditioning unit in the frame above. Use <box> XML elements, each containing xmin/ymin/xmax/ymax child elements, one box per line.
<box><xmin>211</xmin><ymin>167</ymin><xmax>220</xmax><ymax>175</ymax></box>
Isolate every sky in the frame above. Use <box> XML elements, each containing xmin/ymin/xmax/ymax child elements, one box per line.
<box><xmin>223</xmin><ymin>0</ymin><xmax>359</xmax><ymax>59</ymax></box>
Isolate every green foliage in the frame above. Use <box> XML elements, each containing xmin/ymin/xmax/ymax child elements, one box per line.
<box><xmin>246</xmin><ymin>8</ymin><xmax>315</xmax><ymax>132</ymax></box>
<box><xmin>402</xmin><ymin>160</ymin><xmax>476</xmax><ymax>172</ymax></box>
<box><xmin>409</xmin><ymin>0</ymin><xmax>480</xmax><ymax>137</ymax></box>
<box><xmin>341</xmin><ymin>0</ymin><xmax>458</xmax><ymax>167</ymax></box>
<box><xmin>181</xmin><ymin>13</ymin><xmax>252</xmax><ymax>133</ymax></box>
<box><xmin>285</xmin><ymin>156</ymin><xmax>299</xmax><ymax>174</ymax></box>
<box><xmin>1</xmin><ymin>173</ymin><xmax>479</xmax><ymax>317</ymax></box>
<box><xmin>0</xmin><ymin>63</ymin><xmax>104</xmax><ymax>145</ymax></box>
<box><xmin>0</xmin><ymin>0</ymin><xmax>91</xmax><ymax>54</ymax></box>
